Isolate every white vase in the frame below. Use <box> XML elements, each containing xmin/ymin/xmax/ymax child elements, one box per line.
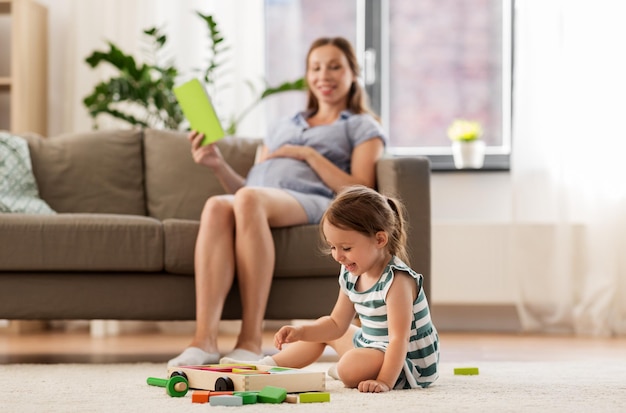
<box><xmin>451</xmin><ymin>140</ymin><xmax>485</xmax><ymax>169</ymax></box>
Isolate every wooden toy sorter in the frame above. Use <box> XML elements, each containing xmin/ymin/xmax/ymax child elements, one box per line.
<box><xmin>167</xmin><ymin>364</ymin><xmax>326</xmax><ymax>393</ymax></box>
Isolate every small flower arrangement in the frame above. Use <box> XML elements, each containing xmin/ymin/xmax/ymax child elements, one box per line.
<box><xmin>447</xmin><ymin>119</ymin><xmax>483</xmax><ymax>142</ymax></box>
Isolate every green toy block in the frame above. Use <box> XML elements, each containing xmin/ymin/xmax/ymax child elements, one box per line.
<box><xmin>233</xmin><ymin>391</ymin><xmax>258</xmax><ymax>404</ymax></box>
<box><xmin>258</xmin><ymin>385</ymin><xmax>287</xmax><ymax>403</ymax></box>
<box><xmin>209</xmin><ymin>395</ymin><xmax>243</xmax><ymax>406</ymax></box>
<box><xmin>267</xmin><ymin>367</ymin><xmax>296</xmax><ymax>373</ymax></box>
<box><xmin>454</xmin><ymin>367</ymin><xmax>480</xmax><ymax>375</ymax></box>
<box><xmin>299</xmin><ymin>392</ymin><xmax>331</xmax><ymax>403</ymax></box>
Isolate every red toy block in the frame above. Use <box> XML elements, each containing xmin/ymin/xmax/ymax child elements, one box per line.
<box><xmin>192</xmin><ymin>390</ymin><xmax>210</xmax><ymax>404</ymax></box>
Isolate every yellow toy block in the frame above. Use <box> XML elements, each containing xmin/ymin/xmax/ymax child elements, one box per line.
<box><xmin>454</xmin><ymin>367</ymin><xmax>479</xmax><ymax>375</ymax></box>
<box><xmin>299</xmin><ymin>392</ymin><xmax>331</xmax><ymax>403</ymax></box>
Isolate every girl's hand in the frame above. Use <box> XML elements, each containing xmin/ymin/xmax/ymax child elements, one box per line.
<box><xmin>265</xmin><ymin>144</ymin><xmax>314</xmax><ymax>162</ymax></box>
<box><xmin>273</xmin><ymin>325</ymin><xmax>304</xmax><ymax>350</ymax></box>
<box><xmin>357</xmin><ymin>380</ymin><xmax>391</xmax><ymax>393</ymax></box>
<box><xmin>188</xmin><ymin>131</ymin><xmax>224</xmax><ymax>170</ymax></box>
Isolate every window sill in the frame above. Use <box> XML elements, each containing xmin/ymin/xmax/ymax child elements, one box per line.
<box><xmin>426</xmin><ymin>154</ymin><xmax>510</xmax><ymax>172</ymax></box>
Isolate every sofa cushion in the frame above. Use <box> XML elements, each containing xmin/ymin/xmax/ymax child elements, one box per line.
<box><xmin>163</xmin><ymin>218</ymin><xmax>339</xmax><ymax>277</ymax></box>
<box><xmin>143</xmin><ymin>129</ymin><xmax>260</xmax><ymax>220</ymax></box>
<box><xmin>0</xmin><ymin>213</ymin><xmax>163</xmax><ymax>271</ymax></box>
<box><xmin>21</xmin><ymin>130</ymin><xmax>145</xmax><ymax>215</ymax></box>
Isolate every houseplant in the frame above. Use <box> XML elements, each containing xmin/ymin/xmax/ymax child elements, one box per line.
<box><xmin>83</xmin><ymin>12</ymin><xmax>306</xmax><ymax>134</ymax></box>
<box><xmin>447</xmin><ymin>119</ymin><xmax>485</xmax><ymax>169</ymax></box>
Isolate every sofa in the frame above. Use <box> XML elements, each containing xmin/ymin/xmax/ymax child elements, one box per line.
<box><xmin>0</xmin><ymin>128</ymin><xmax>431</xmax><ymax>322</ymax></box>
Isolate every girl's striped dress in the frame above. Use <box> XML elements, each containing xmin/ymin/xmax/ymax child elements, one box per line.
<box><xmin>338</xmin><ymin>255</ymin><xmax>439</xmax><ymax>389</ymax></box>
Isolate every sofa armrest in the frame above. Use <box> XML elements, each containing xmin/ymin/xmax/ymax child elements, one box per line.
<box><xmin>376</xmin><ymin>156</ymin><xmax>432</xmax><ymax>298</ymax></box>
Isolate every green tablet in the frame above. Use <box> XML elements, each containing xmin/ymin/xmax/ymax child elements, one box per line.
<box><xmin>173</xmin><ymin>78</ymin><xmax>225</xmax><ymax>146</ymax></box>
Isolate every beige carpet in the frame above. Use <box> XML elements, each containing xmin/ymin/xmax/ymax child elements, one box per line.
<box><xmin>1</xmin><ymin>360</ymin><xmax>625</xmax><ymax>412</ymax></box>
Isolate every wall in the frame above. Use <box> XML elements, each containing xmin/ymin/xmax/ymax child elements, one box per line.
<box><xmin>29</xmin><ymin>1</ymin><xmax>523</xmax><ymax>331</ymax></box>
<box><xmin>33</xmin><ymin>0</ymin><xmax>266</xmax><ymax>137</ymax></box>
<box><xmin>431</xmin><ymin>172</ymin><xmax>513</xmax><ymax>303</ymax></box>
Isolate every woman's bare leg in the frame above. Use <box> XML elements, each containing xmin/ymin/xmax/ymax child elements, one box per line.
<box><xmin>229</xmin><ymin>188</ymin><xmax>308</xmax><ymax>355</ymax></box>
<box><xmin>189</xmin><ymin>196</ymin><xmax>237</xmax><ymax>353</ymax></box>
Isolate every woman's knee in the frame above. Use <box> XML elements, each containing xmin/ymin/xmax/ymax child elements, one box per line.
<box><xmin>232</xmin><ymin>187</ymin><xmax>267</xmax><ymax>219</ymax></box>
<box><xmin>201</xmin><ymin>196</ymin><xmax>235</xmax><ymax>227</ymax></box>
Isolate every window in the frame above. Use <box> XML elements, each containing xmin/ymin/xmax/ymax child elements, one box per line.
<box><xmin>264</xmin><ymin>0</ymin><xmax>356</xmax><ymax>124</ymax></box>
<box><xmin>264</xmin><ymin>0</ymin><xmax>512</xmax><ymax>170</ymax></box>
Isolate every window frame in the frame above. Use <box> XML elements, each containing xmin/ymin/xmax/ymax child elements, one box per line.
<box><xmin>360</xmin><ymin>0</ymin><xmax>514</xmax><ymax>171</ymax></box>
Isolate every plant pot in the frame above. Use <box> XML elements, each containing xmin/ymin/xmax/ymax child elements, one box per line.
<box><xmin>451</xmin><ymin>140</ymin><xmax>485</xmax><ymax>169</ymax></box>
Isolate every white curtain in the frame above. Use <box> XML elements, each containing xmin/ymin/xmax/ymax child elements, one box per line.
<box><xmin>41</xmin><ymin>0</ymin><xmax>265</xmax><ymax>335</ymax></box>
<box><xmin>511</xmin><ymin>0</ymin><xmax>626</xmax><ymax>336</ymax></box>
<box><xmin>45</xmin><ymin>0</ymin><xmax>265</xmax><ymax>136</ymax></box>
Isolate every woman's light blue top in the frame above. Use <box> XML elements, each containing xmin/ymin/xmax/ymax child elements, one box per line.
<box><xmin>245</xmin><ymin>110</ymin><xmax>386</xmax><ymax>223</ymax></box>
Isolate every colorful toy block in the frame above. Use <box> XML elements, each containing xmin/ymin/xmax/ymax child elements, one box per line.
<box><xmin>299</xmin><ymin>392</ymin><xmax>331</xmax><ymax>403</ymax></box>
<box><xmin>191</xmin><ymin>390</ymin><xmax>210</xmax><ymax>404</ymax></box>
<box><xmin>191</xmin><ymin>390</ymin><xmax>235</xmax><ymax>404</ymax></box>
<box><xmin>233</xmin><ymin>391</ymin><xmax>258</xmax><ymax>404</ymax></box>
<box><xmin>210</xmin><ymin>395</ymin><xmax>243</xmax><ymax>406</ymax></box>
<box><xmin>284</xmin><ymin>394</ymin><xmax>298</xmax><ymax>404</ymax></box>
<box><xmin>257</xmin><ymin>386</ymin><xmax>287</xmax><ymax>404</ymax></box>
<box><xmin>454</xmin><ymin>367</ymin><xmax>480</xmax><ymax>375</ymax></box>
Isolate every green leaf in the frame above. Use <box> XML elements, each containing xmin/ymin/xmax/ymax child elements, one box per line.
<box><xmin>82</xmin><ymin>12</ymin><xmax>304</xmax><ymax>133</ymax></box>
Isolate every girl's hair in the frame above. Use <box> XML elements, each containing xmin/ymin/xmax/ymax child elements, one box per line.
<box><xmin>320</xmin><ymin>185</ymin><xmax>409</xmax><ymax>264</ymax></box>
<box><xmin>304</xmin><ymin>37</ymin><xmax>380</xmax><ymax>122</ymax></box>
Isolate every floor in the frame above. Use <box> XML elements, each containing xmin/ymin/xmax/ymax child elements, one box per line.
<box><xmin>1</xmin><ymin>322</ymin><xmax>626</xmax><ymax>364</ymax></box>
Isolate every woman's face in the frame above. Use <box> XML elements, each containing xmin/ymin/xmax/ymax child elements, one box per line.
<box><xmin>307</xmin><ymin>44</ymin><xmax>355</xmax><ymax>109</ymax></box>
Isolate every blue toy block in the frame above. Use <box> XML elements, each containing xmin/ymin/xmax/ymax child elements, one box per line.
<box><xmin>209</xmin><ymin>395</ymin><xmax>244</xmax><ymax>406</ymax></box>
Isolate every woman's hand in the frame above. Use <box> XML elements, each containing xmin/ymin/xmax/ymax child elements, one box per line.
<box><xmin>357</xmin><ymin>379</ymin><xmax>391</xmax><ymax>393</ymax></box>
<box><xmin>273</xmin><ymin>325</ymin><xmax>304</xmax><ymax>350</ymax></box>
<box><xmin>264</xmin><ymin>144</ymin><xmax>315</xmax><ymax>162</ymax></box>
<box><xmin>188</xmin><ymin>131</ymin><xmax>224</xmax><ymax>171</ymax></box>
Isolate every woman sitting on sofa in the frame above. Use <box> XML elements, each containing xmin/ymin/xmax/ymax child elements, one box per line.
<box><xmin>168</xmin><ymin>36</ymin><xmax>387</xmax><ymax>367</ymax></box>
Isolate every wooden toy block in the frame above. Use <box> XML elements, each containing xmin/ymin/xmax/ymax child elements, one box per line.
<box><xmin>146</xmin><ymin>375</ymin><xmax>188</xmax><ymax>397</ymax></box>
<box><xmin>167</xmin><ymin>364</ymin><xmax>325</xmax><ymax>393</ymax></box>
<box><xmin>299</xmin><ymin>392</ymin><xmax>331</xmax><ymax>403</ymax></box>
<box><xmin>208</xmin><ymin>391</ymin><xmax>235</xmax><ymax>398</ymax></box>
<box><xmin>454</xmin><ymin>367</ymin><xmax>480</xmax><ymax>375</ymax></box>
<box><xmin>232</xmin><ymin>368</ymin><xmax>268</xmax><ymax>374</ymax></box>
<box><xmin>233</xmin><ymin>391</ymin><xmax>258</xmax><ymax>404</ymax></box>
<box><xmin>258</xmin><ymin>385</ymin><xmax>287</xmax><ymax>404</ymax></box>
<box><xmin>191</xmin><ymin>390</ymin><xmax>210</xmax><ymax>403</ymax></box>
<box><xmin>210</xmin><ymin>395</ymin><xmax>243</xmax><ymax>406</ymax></box>
<box><xmin>193</xmin><ymin>390</ymin><xmax>235</xmax><ymax>403</ymax></box>
<box><xmin>284</xmin><ymin>394</ymin><xmax>298</xmax><ymax>404</ymax></box>
<box><xmin>199</xmin><ymin>364</ymin><xmax>256</xmax><ymax>372</ymax></box>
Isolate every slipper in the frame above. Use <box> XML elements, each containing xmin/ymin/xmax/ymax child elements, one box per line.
<box><xmin>219</xmin><ymin>348</ymin><xmax>264</xmax><ymax>364</ymax></box>
<box><xmin>327</xmin><ymin>363</ymin><xmax>340</xmax><ymax>380</ymax></box>
<box><xmin>167</xmin><ymin>347</ymin><xmax>221</xmax><ymax>367</ymax></box>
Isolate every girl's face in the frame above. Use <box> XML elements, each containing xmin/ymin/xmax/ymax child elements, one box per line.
<box><xmin>306</xmin><ymin>44</ymin><xmax>355</xmax><ymax>109</ymax></box>
<box><xmin>323</xmin><ymin>221</ymin><xmax>388</xmax><ymax>277</ymax></box>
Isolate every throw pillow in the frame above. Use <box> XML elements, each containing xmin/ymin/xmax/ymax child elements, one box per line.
<box><xmin>0</xmin><ymin>131</ymin><xmax>56</xmax><ymax>214</ymax></box>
